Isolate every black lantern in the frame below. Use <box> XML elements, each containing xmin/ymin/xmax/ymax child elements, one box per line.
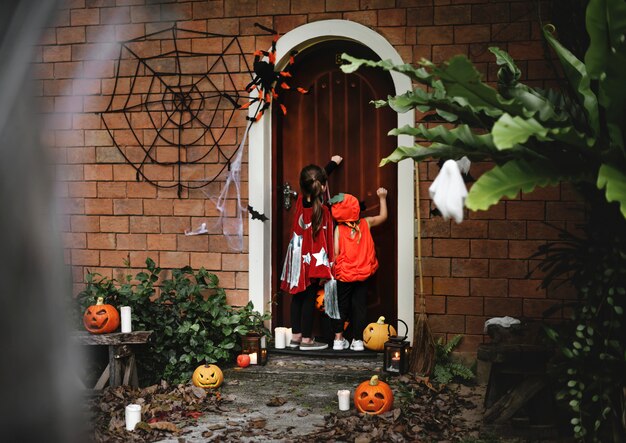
<box><xmin>383</xmin><ymin>319</ymin><xmax>410</xmax><ymax>375</ymax></box>
<box><xmin>241</xmin><ymin>332</ymin><xmax>268</xmax><ymax>365</ymax></box>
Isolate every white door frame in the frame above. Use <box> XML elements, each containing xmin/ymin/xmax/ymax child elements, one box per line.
<box><xmin>247</xmin><ymin>20</ymin><xmax>415</xmax><ymax>341</ymax></box>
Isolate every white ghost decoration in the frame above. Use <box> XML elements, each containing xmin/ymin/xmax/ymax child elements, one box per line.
<box><xmin>456</xmin><ymin>156</ymin><xmax>471</xmax><ymax>174</ymax></box>
<box><xmin>429</xmin><ymin>159</ymin><xmax>468</xmax><ymax>223</ymax></box>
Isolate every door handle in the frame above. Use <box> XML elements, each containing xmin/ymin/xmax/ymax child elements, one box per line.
<box><xmin>282</xmin><ymin>182</ymin><xmax>298</xmax><ymax>210</ymax></box>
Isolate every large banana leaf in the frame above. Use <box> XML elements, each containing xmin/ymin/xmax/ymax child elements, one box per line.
<box><xmin>380</xmin><ymin>143</ymin><xmax>490</xmax><ymax>166</ymax></box>
<box><xmin>466</xmin><ymin>159</ymin><xmax>575</xmax><ymax>211</ymax></box>
<box><xmin>390</xmin><ymin>124</ymin><xmax>495</xmax><ymax>150</ymax></box>
<box><xmin>340</xmin><ymin>53</ymin><xmax>433</xmax><ymax>84</ymax></box>
<box><xmin>597</xmin><ymin>163</ymin><xmax>626</xmax><ymax>217</ymax></box>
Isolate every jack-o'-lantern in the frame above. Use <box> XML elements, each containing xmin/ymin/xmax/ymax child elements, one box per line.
<box><xmin>83</xmin><ymin>297</ymin><xmax>120</xmax><ymax>334</ymax></box>
<box><xmin>315</xmin><ymin>289</ymin><xmax>325</xmax><ymax>312</ymax></box>
<box><xmin>354</xmin><ymin>375</ymin><xmax>394</xmax><ymax>415</ymax></box>
<box><xmin>192</xmin><ymin>364</ymin><xmax>223</xmax><ymax>389</ymax></box>
<box><xmin>363</xmin><ymin>316</ymin><xmax>396</xmax><ymax>351</ymax></box>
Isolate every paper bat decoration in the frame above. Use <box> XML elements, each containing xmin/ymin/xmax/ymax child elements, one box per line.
<box><xmin>248</xmin><ymin>205</ymin><xmax>269</xmax><ymax>222</ymax></box>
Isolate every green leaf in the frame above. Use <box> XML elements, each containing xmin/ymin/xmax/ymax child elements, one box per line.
<box><xmin>597</xmin><ymin>164</ymin><xmax>626</xmax><ymax>217</ymax></box>
<box><xmin>492</xmin><ymin>114</ymin><xmax>549</xmax><ymax>149</ymax></box>
<box><xmin>543</xmin><ymin>25</ymin><xmax>600</xmax><ymax>136</ymax></box>
<box><xmin>466</xmin><ymin>159</ymin><xmax>567</xmax><ymax>211</ymax></box>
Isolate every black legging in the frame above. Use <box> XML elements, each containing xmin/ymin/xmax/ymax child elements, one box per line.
<box><xmin>290</xmin><ymin>283</ymin><xmax>319</xmax><ymax>338</ymax></box>
<box><xmin>332</xmin><ymin>280</ymin><xmax>368</xmax><ymax>340</ymax></box>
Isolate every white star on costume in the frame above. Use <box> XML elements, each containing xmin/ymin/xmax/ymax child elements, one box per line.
<box><xmin>302</xmin><ymin>253</ymin><xmax>311</xmax><ymax>264</ymax></box>
<box><xmin>312</xmin><ymin>247</ymin><xmax>329</xmax><ymax>267</ymax></box>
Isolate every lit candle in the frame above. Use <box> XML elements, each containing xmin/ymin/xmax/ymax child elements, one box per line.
<box><xmin>121</xmin><ymin>306</ymin><xmax>132</xmax><ymax>333</ymax></box>
<box><xmin>389</xmin><ymin>351</ymin><xmax>400</xmax><ymax>372</ymax></box>
<box><xmin>274</xmin><ymin>327</ymin><xmax>286</xmax><ymax>349</ymax></box>
<box><xmin>337</xmin><ymin>390</ymin><xmax>350</xmax><ymax>411</ymax></box>
<box><xmin>261</xmin><ymin>348</ymin><xmax>267</xmax><ymax>364</ymax></box>
<box><xmin>249</xmin><ymin>352</ymin><xmax>257</xmax><ymax>364</ymax></box>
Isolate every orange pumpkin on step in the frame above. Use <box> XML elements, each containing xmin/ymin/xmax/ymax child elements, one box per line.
<box><xmin>363</xmin><ymin>316</ymin><xmax>396</xmax><ymax>351</ymax></box>
<box><xmin>354</xmin><ymin>375</ymin><xmax>394</xmax><ymax>415</ymax></box>
<box><xmin>83</xmin><ymin>297</ymin><xmax>120</xmax><ymax>334</ymax></box>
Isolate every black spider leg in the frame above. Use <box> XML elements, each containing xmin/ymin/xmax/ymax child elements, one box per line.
<box><xmin>172</xmin><ymin>26</ymin><xmax>184</xmax><ymax>197</ymax></box>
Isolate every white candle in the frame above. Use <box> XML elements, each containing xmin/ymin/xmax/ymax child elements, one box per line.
<box><xmin>284</xmin><ymin>328</ymin><xmax>293</xmax><ymax>345</ymax></box>
<box><xmin>337</xmin><ymin>390</ymin><xmax>350</xmax><ymax>411</ymax></box>
<box><xmin>121</xmin><ymin>306</ymin><xmax>132</xmax><ymax>333</ymax></box>
<box><xmin>249</xmin><ymin>352</ymin><xmax>257</xmax><ymax>364</ymax></box>
<box><xmin>388</xmin><ymin>351</ymin><xmax>401</xmax><ymax>372</ymax></box>
<box><xmin>125</xmin><ymin>404</ymin><xmax>141</xmax><ymax>431</ymax></box>
<box><xmin>274</xmin><ymin>327</ymin><xmax>286</xmax><ymax>349</ymax></box>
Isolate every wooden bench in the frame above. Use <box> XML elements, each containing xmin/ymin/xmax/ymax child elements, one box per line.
<box><xmin>72</xmin><ymin>331</ymin><xmax>153</xmax><ymax>390</ymax></box>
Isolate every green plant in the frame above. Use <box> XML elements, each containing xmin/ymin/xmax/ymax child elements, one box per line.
<box><xmin>76</xmin><ymin>258</ymin><xmax>270</xmax><ymax>385</ymax></box>
<box><xmin>432</xmin><ymin>335</ymin><xmax>474</xmax><ymax>386</ymax></box>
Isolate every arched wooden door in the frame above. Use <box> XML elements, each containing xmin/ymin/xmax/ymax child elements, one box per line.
<box><xmin>272</xmin><ymin>40</ymin><xmax>397</xmax><ymax>340</ymax></box>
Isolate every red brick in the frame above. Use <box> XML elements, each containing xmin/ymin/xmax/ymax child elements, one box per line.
<box><xmin>116</xmin><ymin>233</ymin><xmax>147</xmax><ymax>250</ymax></box>
<box><xmin>84</xmin><ymin>198</ymin><xmax>112</xmax><ymax>215</ymax></box>
<box><xmin>222</xmin><ymin>253</ymin><xmax>247</xmax><ymax>271</ymax></box>
<box><xmin>546</xmin><ymin>202</ymin><xmax>586</xmax><ymax>221</ymax></box>
<box><xmin>87</xmin><ymin>232</ymin><xmax>116</xmax><ymax>249</ymax></box>
<box><xmin>160</xmin><ymin>3</ymin><xmax>192</xmax><ymax>21</ymax></box>
<box><xmin>101</xmin><ymin>251</ymin><xmax>130</xmax><ymax>267</ymax></box>
<box><xmin>489</xmin><ymin>259</ymin><xmax>527</xmax><ymax>278</ymax></box>
<box><xmin>450</xmin><ymin>220</ymin><xmax>488</xmax><ymax>238</ymax></box>
<box><xmin>434</xmin><ymin>5</ymin><xmax>471</xmax><ymax>24</ymax></box>
<box><xmin>71</xmin><ymin>8</ymin><xmax>100</xmax><ymax>26</ymax></box>
<box><xmin>71</xmin><ymin>215</ymin><xmax>99</xmax><ymax>232</ymax></box>
<box><xmin>465</xmin><ymin>315</ymin><xmax>488</xmax><ymax>335</ymax></box>
<box><xmin>509</xmin><ymin>279</ymin><xmax>545</xmax><ymax>298</ymax></box>
<box><xmin>425</xmin><ymin>295</ymin><xmax>446</xmax><ymax>314</ymax></box>
<box><xmin>326</xmin><ymin>0</ymin><xmax>359</xmax><ymax>12</ymax></box>
<box><xmin>291</xmin><ymin>0</ymin><xmax>325</xmax><ymax>13</ymax></box>
<box><xmin>422</xmin><ymin>257</ymin><xmax>451</xmax><ymax>277</ymax></box>
<box><xmin>344</xmin><ymin>10</ymin><xmax>378</xmax><ymax>27</ymax></box>
<box><xmin>130</xmin><ymin>216</ymin><xmax>160</xmax><ymax>233</ymax></box>
<box><xmin>173</xmin><ymin>199</ymin><xmax>205</xmax><ymax>216</ymax></box>
<box><xmin>526</xmin><ymin>221</ymin><xmax>563</xmax><ymax>240</ymax></box>
<box><xmin>447</xmin><ymin>296</ymin><xmax>482</xmax><ymax>315</ymax></box>
<box><xmin>522</xmin><ymin>185</ymin><xmax>560</xmax><ymax>201</ymax></box>
<box><xmin>72</xmin><ymin>249</ymin><xmax>99</xmax><ymax>266</ymax></box>
<box><xmin>468</xmin><ymin>203</ymin><xmax>505</xmax><ymax>220</ymax></box>
<box><xmin>235</xmin><ymin>272</ymin><xmax>249</xmax><ymax>289</ymax></box>
<box><xmin>433</xmin><ymin>277</ymin><xmax>469</xmax><ymax>296</ymax></box>
<box><xmin>60</xmin><ymin>197</ymin><xmax>85</xmax><ymax>215</ymax></box>
<box><xmin>63</xmin><ymin>232</ymin><xmax>87</xmax><ymax>249</ymax></box>
<box><xmin>177</xmin><ymin>234</ymin><xmax>209</xmax><ymax>252</ymax></box>
<box><xmin>362</xmin><ymin>0</ymin><xmax>396</xmax><ymax>9</ymax></box>
<box><xmin>98</xmin><ymin>182</ymin><xmax>127</xmax><ymax>198</ymax></box>
<box><xmin>417</xmin><ymin>25</ymin><xmax>453</xmax><ymax>44</ymax></box>
<box><xmin>488</xmin><ymin>221</ymin><xmax>526</xmax><ymax>239</ymax></box>
<box><xmin>143</xmin><ymin>200</ymin><xmax>173</xmax><ymax>216</ymax></box>
<box><xmin>451</xmin><ymin>258</ymin><xmax>488</xmax><ymax>277</ymax></box>
<box><xmin>470</xmin><ymin>278</ymin><xmax>507</xmax><ymax>298</ymax></box>
<box><xmin>507</xmin><ymin>41</ymin><xmax>544</xmax><ymax>61</ymax></box>
<box><xmin>491</xmin><ymin>22</ymin><xmax>530</xmax><ymax>41</ymax></box>
<box><xmin>454</xmin><ymin>334</ymin><xmax>483</xmax><ymax>353</ymax></box>
<box><xmin>508</xmin><ymin>240</ymin><xmax>545</xmax><ymax>259</ymax></box>
<box><xmin>67</xmin><ymin>182</ymin><xmax>96</xmax><ymax>198</ymax></box>
<box><xmin>129</xmin><ymin>251</ymin><xmax>151</xmax><ymax>268</ymax></box>
<box><xmin>433</xmin><ymin>239</ymin><xmax>470</xmax><ymax>257</ymax></box>
<box><xmin>226</xmin><ymin>290</ymin><xmax>249</xmax><ymax>306</ymax></box>
<box><xmin>130</xmin><ymin>5</ymin><xmax>160</xmax><ymax>22</ymax></box>
<box><xmin>100</xmin><ymin>6</ymin><xmax>130</xmax><ymax>24</ymax></box>
<box><xmin>191</xmin><ymin>252</ymin><xmax>221</xmax><ymax>270</ymax></box>
<box><xmin>470</xmin><ymin>239</ymin><xmax>507</xmax><ymax>258</ymax></box>
<box><xmin>43</xmin><ymin>46</ymin><xmax>72</xmax><ymax>63</ymax></box>
<box><xmin>429</xmin><ymin>314</ymin><xmax>465</xmax><ymax>333</ymax></box>
<box><xmin>57</xmin><ymin>27</ymin><xmax>86</xmax><ymax>44</ymax></box>
<box><xmin>422</xmin><ymin>219</ymin><xmax>451</xmax><ymax>238</ymax></box>
<box><xmin>160</xmin><ymin>251</ymin><xmax>190</xmax><ymax>269</ymax></box>
<box><xmin>454</xmin><ymin>24</ymin><xmax>490</xmax><ymax>43</ymax></box>
<box><xmin>212</xmin><ymin>271</ymin><xmax>236</xmax><ymax>288</ymax></box>
<box><xmin>506</xmin><ymin>200</ymin><xmax>546</xmax><ymax>221</ymax></box>
<box><xmin>127</xmin><ymin>182</ymin><xmax>157</xmax><ymax>199</ymax></box>
<box><xmin>471</xmin><ymin>3</ymin><xmax>509</xmax><ymax>24</ymax></box>
<box><xmin>100</xmin><ymin>216</ymin><xmax>129</xmax><ymax>233</ymax></box>
<box><xmin>484</xmin><ymin>297</ymin><xmax>522</xmax><ymax>317</ymax></box>
<box><xmin>378</xmin><ymin>26</ymin><xmax>407</xmax><ymax>45</ymax></box>
<box><xmin>161</xmin><ymin>217</ymin><xmax>191</xmax><ymax>233</ymax></box>
<box><xmin>377</xmin><ymin>8</ymin><xmax>406</xmax><ymax>26</ymax></box>
<box><xmin>523</xmin><ymin>299</ymin><xmax>556</xmax><ymax>318</ymax></box>
<box><xmin>113</xmin><ymin>199</ymin><xmax>142</xmax><ymax>215</ymax></box>
<box><xmin>432</xmin><ymin>44</ymin><xmax>468</xmax><ymax>63</ymax></box>
<box><xmin>224</xmin><ymin>0</ymin><xmax>257</xmax><ymax>16</ymax></box>
<box><xmin>408</xmin><ymin>7</ymin><xmax>433</xmax><ymax>26</ymax></box>
<box><xmin>258</xmin><ymin>0</ymin><xmax>290</xmax><ymax>15</ymax></box>
<box><xmin>147</xmin><ymin>234</ymin><xmax>176</xmax><ymax>251</ymax></box>
<box><xmin>191</xmin><ymin>1</ymin><xmax>222</xmax><ymax>19</ymax></box>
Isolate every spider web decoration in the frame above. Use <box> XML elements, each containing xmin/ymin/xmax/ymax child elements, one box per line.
<box><xmin>100</xmin><ymin>25</ymin><xmax>253</xmax><ymax>197</ymax></box>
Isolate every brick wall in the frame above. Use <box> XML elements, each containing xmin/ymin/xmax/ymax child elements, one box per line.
<box><xmin>37</xmin><ymin>0</ymin><xmax>580</xmax><ymax>353</ymax></box>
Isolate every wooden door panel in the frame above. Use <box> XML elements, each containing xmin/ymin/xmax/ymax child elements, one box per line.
<box><xmin>272</xmin><ymin>40</ymin><xmax>397</xmax><ymax>337</ymax></box>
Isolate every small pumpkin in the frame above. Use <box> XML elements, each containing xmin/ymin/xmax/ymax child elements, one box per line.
<box><xmin>192</xmin><ymin>364</ymin><xmax>223</xmax><ymax>389</ymax></box>
<box><xmin>83</xmin><ymin>297</ymin><xmax>120</xmax><ymax>334</ymax></box>
<box><xmin>315</xmin><ymin>289</ymin><xmax>325</xmax><ymax>312</ymax></box>
<box><xmin>236</xmin><ymin>354</ymin><xmax>251</xmax><ymax>368</ymax></box>
<box><xmin>363</xmin><ymin>316</ymin><xmax>397</xmax><ymax>351</ymax></box>
<box><xmin>354</xmin><ymin>375</ymin><xmax>394</xmax><ymax>415</ymax></box>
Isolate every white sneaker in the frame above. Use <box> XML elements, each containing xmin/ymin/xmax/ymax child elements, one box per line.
<box><xmin>350</xmin><ymin>339</ymin><xmax>364</xmax><ymax>351</ymax></box>
<box><xmin>333</xmin><ymin>338</ymin><xmax>349</xmax><ymax>350</ymax></box>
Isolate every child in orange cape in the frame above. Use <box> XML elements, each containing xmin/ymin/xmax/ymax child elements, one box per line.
<box><xmin>329</xmin><ymin>187</ymin><xmax>387</xmax><ymax>351</ymax></box>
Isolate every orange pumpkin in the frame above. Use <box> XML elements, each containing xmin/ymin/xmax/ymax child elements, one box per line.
<box><xmin>83</xmin><ymin>297</ymin><xmax>120</xmax><ymax>334</ymax></box>
<box><xmin>354</xmin><ymin>375</ymin><xmax>394</xmax><ymax>415</ymax></box>
<box><xmin>363</xmin><ymin>316</ymin><xmax>396</xmax><ymax>351</ymax></box>
<box><xmin>315</xmin><ymin>289</ymin><xmax>325</xmax><ymax>312</ymax></box>
<box><xmin>192</xmin><ymin>364</ymin><xmax>223</xmax><ymax>389</ymax></box>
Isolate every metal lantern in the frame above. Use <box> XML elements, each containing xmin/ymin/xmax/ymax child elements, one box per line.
<box><xmin>383</xmin><ymin>319</ymin><xmax>410</xmax><ymax>375</ymax></box>
<box><xmin>241</xmin><ymin>332</ymin><xmax>268</xmax><ymax>365</ymax></box>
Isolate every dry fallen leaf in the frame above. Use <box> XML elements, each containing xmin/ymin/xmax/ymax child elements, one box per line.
<box><xmin>266</xmin><ymin>396</ymin><xmax>287</xmax><ymax>407</ymax></box>
<box><xmin>149</xmin><ymin>421</ymin><xmax>181</xmax><ymax>433</ymax></box>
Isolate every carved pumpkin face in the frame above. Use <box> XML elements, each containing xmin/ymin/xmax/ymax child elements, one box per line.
<box><xmin>354</xmin><ymin>375</ymin><xmax>394</xmax><ymax>415</ymax></box>
<box><xmin>83</xmin><ymin>297</ymin><xmax>120</xmax><ymax>334</ymax></box>
<box><xmin>315</xmin><ymin>289</ymin><xmax>325</xmax><ymax>312</ymax></box>
<box><xmin>192</xmin><ymin>364</ymin><xmax>223</xmax><ymax>389</ymax></box>
<box><xmin>363</xmin><ymin>316</ymin><xmax>396</xmax><ymax>351</ymax></box>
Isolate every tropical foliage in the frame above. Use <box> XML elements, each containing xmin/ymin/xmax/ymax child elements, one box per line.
<box><xmin>340</xmin><ymin>0</ymin><xmax>626</xmax><ymax>440</ymax></box>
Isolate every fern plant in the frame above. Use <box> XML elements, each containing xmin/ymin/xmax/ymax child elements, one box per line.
<box><xmin>432</xmin><ymin>335</ymin><xmax>474</xmax><ymax>386</ymax></box>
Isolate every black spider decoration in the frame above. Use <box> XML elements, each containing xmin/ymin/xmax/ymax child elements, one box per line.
<box><xmin>241</xmin><ymin>23</ymin><xmax>309</xmax><ymax>122</ymax></box>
